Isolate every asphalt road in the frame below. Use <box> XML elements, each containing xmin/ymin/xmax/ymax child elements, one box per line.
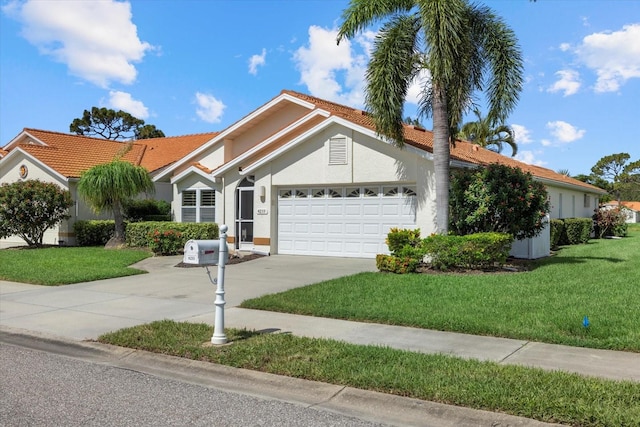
<box><xmin>0</xmin><ymin>343</ymin><xmax>388</xmax><ymax>427</ymax></box>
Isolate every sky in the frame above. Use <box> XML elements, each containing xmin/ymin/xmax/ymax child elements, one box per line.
<box><xmin>1</xmin><ymin>0</ymin><xmax>639</xmax><ymax>177</ymax></box>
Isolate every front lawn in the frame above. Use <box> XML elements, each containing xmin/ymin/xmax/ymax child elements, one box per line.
<box><xmin>0</xmin><ymin>246</ymin><xmax>152</xmax><ymax>285</ymax></box>
<box><xmin>99</xmin><ymin>320</ymin><xmax>640</xmax><ymax>427</ymax></box>
<box><xmin>242</xmin><ymin>225</ymin><xmax>640</xmax><ymax>352</ymax></box>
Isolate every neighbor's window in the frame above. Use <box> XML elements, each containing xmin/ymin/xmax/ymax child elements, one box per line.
<box><xmin>182</xmin><ymin>189</ymin><xmax>215</xmax><ymax>223</ymax></box>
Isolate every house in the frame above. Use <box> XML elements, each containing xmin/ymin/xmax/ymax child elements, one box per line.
<box><xmin>601</xmin><ymin>201</ymin><xmax>640</xmax><ymax>223</ymax></box>
<box><xmin>0</xmin><ymin>129</ymin><xmax>217</xmax><ymax>245</ymax></box>
<box><xmin>1</xmin><ymin>90</ymin><xmax>606</xmax><ymax>257</ymax></box>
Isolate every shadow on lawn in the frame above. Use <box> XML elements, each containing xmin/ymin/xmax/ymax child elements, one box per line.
<box><xmin>538</xmin><ymin>254</ymin><xmax>625</xmax><ymax>268</ymax></box>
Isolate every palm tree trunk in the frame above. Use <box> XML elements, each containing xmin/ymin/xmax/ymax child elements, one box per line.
<box><xmin>432</xmin><ymin>82</ymin><xmax>450</xmax><ymax>234</ymax></box>
<box><xmin>107</xmin><ymin>199</ymin><xmax>127</xmax><ymax>248</ymax></box>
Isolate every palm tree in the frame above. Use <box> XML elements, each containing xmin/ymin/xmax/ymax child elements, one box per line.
<box><xmin>78</xmin><ymin>160</ymin><xmax>154</xmax><ymax>247</ymax></box>
<box><xmin>457</xmin><ymin>108</ymin><xmax>517</xmax><ymax>156</ymax></box>
<box><xmin>337</xmin><ymin>0</ymin><xmax>523</xmax><ymax>233</ymax></box>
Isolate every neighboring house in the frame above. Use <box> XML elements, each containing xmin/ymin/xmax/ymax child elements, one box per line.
<box><xmin>0</xmin><ymin>129</ymin><xmax>217</xmax><ymax>245</ymax></box>
<box><xmin>601</xmin><ymin>201</ymin><xmax>640</xmax><ymax>223</ymax></box>
<box><xmin>1</xmin><ymin>90</ymin><xmax>606</xmax><ymax>257</ymax></box>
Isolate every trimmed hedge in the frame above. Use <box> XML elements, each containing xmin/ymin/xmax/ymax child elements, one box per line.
<box><xmin>562</xmin><ymin>218</ymin><xmax>592</xmax><ymax>245</ymax></box>
<box><xmin>74</xmin><ymin>220</ymin><xmax>117</xmax><ymax>246</ymax></box>
<box><xmin>550</xmin><ymin>219</ymin><xmax>564</xmax><ymax>249</ymax></box>
<box><xmin>422</xmin><ymin>232</ymin><xmax>513</xmax><ymax>271</ymax></box>
<box><xmin>126</xmin><ymin>222</ymin><xmax>219</xmax><ymax>250</ymax></box>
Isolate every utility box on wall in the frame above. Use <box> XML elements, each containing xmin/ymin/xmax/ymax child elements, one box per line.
<box><xmin>183</xmin><ymin>240</ymin><xmax>221</xmax><ymax>265</ymax></box>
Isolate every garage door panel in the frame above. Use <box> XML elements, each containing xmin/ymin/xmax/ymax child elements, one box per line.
<box><xmin>279</xmin><ymin>186</ymin><xmax>417</xmax><ymax>258</ymax></box>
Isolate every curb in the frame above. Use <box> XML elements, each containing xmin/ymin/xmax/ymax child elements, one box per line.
<box><xmin>1</xmin><ymin>326</ymin><xmax>559</xmax><ymax>427</ymax></box>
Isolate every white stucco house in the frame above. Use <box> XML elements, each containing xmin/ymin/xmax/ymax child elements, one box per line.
<box><xmin>1</xmin><ymin>90</ymin><xmax>606</xmax><ymax>257</ymax></box>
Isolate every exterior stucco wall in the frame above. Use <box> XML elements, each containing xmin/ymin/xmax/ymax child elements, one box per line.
<box><xmin>227</xmin><ymin>103</ymin><xmax>311</xmax><ymax>161</ymax></box>
<box><xmin>546</xmin><ymin>184</ymin><xmax>599</xmax><ymax>220</ymax></box>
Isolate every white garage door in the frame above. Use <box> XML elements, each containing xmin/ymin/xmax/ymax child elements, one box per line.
<box><xmin>278</xmin><ymin>185</ymin><xmax>417</xmax><ymax>258</ymax></box>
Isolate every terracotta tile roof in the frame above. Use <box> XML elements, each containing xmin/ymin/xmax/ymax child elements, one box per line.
<box><xmin>281</xmin><ymin>90</ymin><xmax>606</xmax><ymax>194</ymax></box>
<box><xmin>606</xmin><ymin>201</ymin><xmax>640</xmax><ymax>211</ymax></box>
<box><xmin>0</xmin><ymin>148</ymin><xmax>8</xmax><ymax>157</ymax></box>
<box><xmin>135</xmin><ymin>132</ymin><xmax>218</xmax><ymax>172</ymax></box>
<box><xmin>7</xmin><ymin>128</ymin><xmax>216</xmax><ymax>178</ymax></box>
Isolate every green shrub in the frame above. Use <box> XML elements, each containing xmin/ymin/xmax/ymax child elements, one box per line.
<box><xmin>376</xmin><ymin>254</ymin><xmax>421</xmax><ymax>274</ymax></box>
<box><xmin>123</xmin><ymin>199</ymin><xmax>171</xmax><ymax>222</ymax></box>
<box><xmin>422</xmin><ymin>232</ymin><xmax>513</xmax><ymax>271</ymax></box>
<box><xmin>149</xmin><ymin>229</ymin><xmax>184</xmax><ymax>255</ymax></box>
<box><xmin>377</xmin><ymin>228</ymin><xmax>425</xmax><ymax>274</ymax></box>
<box><xmin>0</xmin><ymin>179</ymin><xmax>73</xmax><ymax>246</ymax></box>
<box><xmin>550</xmin><ymin>219</ymin><xmax>564</xmax><ymax>249</ymax></box>
<box><xmin>593</xmin><ymin>208</ymin><xmax>628</xmax><ymax>238</ymax></box>
<box><xmin>126</xmin><ymin>222</ymin><xmax>219</xmax><ymax>249</ymax></box>
<box><xmin>449</xmin><ymin>164</ymin><xmax>549</xmax><ymax>240</ymax></box>
<box><xmin>74</xmin><ymin>220</ymin><xmax>116</xmax><ymax>246</ymax></box>
<box><xmin>562</xmin><ymin>218</ymin><xmax>592</xmax><ymax>244</ymax></box>
<box><xmin>386</xmin><ymin>228</ymin><xmax>421</xmax><ymax>254</ymax></box>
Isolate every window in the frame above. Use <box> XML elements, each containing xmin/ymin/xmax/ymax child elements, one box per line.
<box><xmin>312</xmin><ymin>188</ymin><xmax>326</xmax><ymax>198</ymax></box>
<box><xmin>279</xmin><ymin>189</ymin><xmax>292</xmax><ymax>199</ymax></box>
<box><xmin>294</xmin><ymin>189</ymin><xmax>308</xmax><ymax>198</ymax></box>
<box><xmin>383</xmin><ymin>186</ymin><xmax>399</xmax><ymax>197</ymax></box>
<box><xmin>402</xmin><ymin>187</ymin><xmax>416</xmax><ymax>197</ymax></box>
<box><xmin>182</xmin><ymin>189</ymin><xmax>215</xmax><ymax>223</ymax></box>
<box><xmin>584</xmin><ymin>194</ymin><xmax>590</xmax><ymax>208</ymax></box>
<box><xmin>346</xmin><ymin>187</ymin><xmax>360</xmax><ymax>198</ymax></box>
<box><xmin>329</xmin><ymin>136</ymin><xmax>347</xmax><ymax>165</ymax></box>
<box><xmin>328</xmin><ymin>188</ymin><xmax>342</xmax><ymax>198</ymax></box>
<box><xmin>363</xmin><ymin>187</ymin><xmax>378</xmax><ymax>197</ymax></box>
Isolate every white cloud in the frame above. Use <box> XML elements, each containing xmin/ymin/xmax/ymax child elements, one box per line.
<box><xmin>194</xmin><ymin>92</ymin><xmax>225</xmax><ymax>123</ymax></box>
<box><xmin>107</xmin><ymin>91</ymin><xmax>149</xmax><ymax>119</ymax></box>
<box><xmin>5</xmin><ymin>0</ymin><xmax>153</xmax><ymax>88</ymax></box>
<box><xmin>511</xmin><ymin>124</ymin><xmax>532</xmax><ymax>145</ymax></box>
<box><xmin>547</xmin><ymin>69</ymin><xmax>581</xmax><ymax>96</ymax></box>
<box><xmin>559</xmin><ymin>43</ymin><xmax>571</xmax><ymax>52</ymax></box>
<box><xmin>546</xmin><ymin>120</ymin><xmax>585</xmax><ymax>144</ymax></box>
<box><xmin>293</xmin><ymin>25</ymin><xmax>371</xmax><ymax>107</ymax></box>
<box><xmin>248</xmin><ymin>48</ymin><xmax>266</xmax><ymax>75</ymax></box>
<box><xmin>515</xmin><ymin>150</ymin><xmax>546</xmax><ymax>167</ymax></box>
<box><xmin>576</xmin><ymin>23</ymin><xmax>640</xmax><ymax>93</ymax></box>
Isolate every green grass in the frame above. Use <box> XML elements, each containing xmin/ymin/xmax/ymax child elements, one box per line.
<box><xmin>0</xmin><ymin>246</ymin><xmax>152</xmax><ymax>285</ymax></box>
<box><xmin>242</xmin><ymin>225</ymin><xmax>640</xmax><ymax>352</ymax></box>
<box><xmin>99</xmin><ymin>320</ymin><xmax>640</xmax><ymax>427</ymax></box>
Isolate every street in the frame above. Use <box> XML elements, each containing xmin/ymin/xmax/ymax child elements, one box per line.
<box><xmin>0</xmin><ymin>343</ymin><xmax>387</xmax><ymax>427</ymax></box>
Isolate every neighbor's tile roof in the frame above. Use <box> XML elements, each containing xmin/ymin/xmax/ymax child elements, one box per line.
<box><xmin>8</xmin><ymin>128</ymin><xmax>217</xmax><ymax>178</ymax></box>
<box><xmin>606</xmin><ymin>201</ymin><xmax>640</xmax><ymax>211</ymax></box>
<box><xmin>281</xmin><ymin>90</ymin><xmax>606</xmax><ymax>194</ymax></box>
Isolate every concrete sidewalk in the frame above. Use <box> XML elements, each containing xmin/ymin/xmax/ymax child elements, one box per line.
<box><xmin>1</xmin><ymin>253</ymin><xmax>638</xmax><ymax>383</ymax></box>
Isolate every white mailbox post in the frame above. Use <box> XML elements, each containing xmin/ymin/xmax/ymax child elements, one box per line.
<box><xmin>182</xmin><ymin>224</ymin><xmax>229</xmax><ymax>344</ymax></box>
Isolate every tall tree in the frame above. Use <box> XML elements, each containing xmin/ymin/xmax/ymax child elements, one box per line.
<box><xmin>591</xmin><ymin>153</ymin><xmax>640</xmax><ymax>204</ymax></box>
<box><xmin>456</xmin><ymin>108</ymin><xmax>517</xmax><ymax>156</ymax></box>
<box><xmin>77</xmin><ymin>160</ymin><xmax>155</xmax><ymax>248</ymax></box>
<box><xmin>337</xmin><ymin>0</ymin><xmax>523</xmax><ymax>233</ymax></box>
<box><xmin>70</xmin><ymin>107</ymin><xmax>165</xmax><ymax>141</ymax></box>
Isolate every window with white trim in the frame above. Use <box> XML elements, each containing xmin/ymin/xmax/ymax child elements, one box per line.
<box><xmin>181</xmin><ymin>189</ymin><xmax>215</xmax><ymax>223</ymax></box>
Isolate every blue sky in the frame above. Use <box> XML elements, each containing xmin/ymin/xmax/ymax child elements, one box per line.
<box><xmin>1</xmin><ymin>0</ymin><xmax>638</xmax><ymax>176</ymax></box>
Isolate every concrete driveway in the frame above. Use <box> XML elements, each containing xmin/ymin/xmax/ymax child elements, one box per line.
<box><xmin>0</xmin><ymin>254</ymin><xmax>376</xmax><ymax>340</ymax></box>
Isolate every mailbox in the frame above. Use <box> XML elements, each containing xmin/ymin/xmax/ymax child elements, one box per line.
<box><xmin>183</xmin><ymin>240</ymin><xmax>221</xmax><ymax>265</ymax></box>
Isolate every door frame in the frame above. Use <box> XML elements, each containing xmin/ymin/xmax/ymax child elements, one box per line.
<box><xmin>235</xmin><ymin>178</ymin><xmax>255</xmax><ymax>250</ymax></box>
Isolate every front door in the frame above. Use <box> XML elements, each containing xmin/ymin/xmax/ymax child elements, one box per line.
<box><xmin>236</xmin><ymin>183</ymin><xmax>254</xmax><ymax>249</ymax></box>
